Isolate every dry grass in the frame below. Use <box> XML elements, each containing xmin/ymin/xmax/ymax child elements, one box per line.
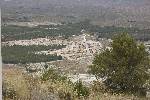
<box><xmin>88</xmin><ymin>93</ymin><xmax>147</xmax><ymax>100</ymax></box>
<box><xmin>2</xmin><ymin>65</ymin><xmax>148</xmax><ymax>100</ymax></box>
<box><xmin>3</xmin><ymin>66</ymin><xmax>30</xmax><ymax>99</ymax></box>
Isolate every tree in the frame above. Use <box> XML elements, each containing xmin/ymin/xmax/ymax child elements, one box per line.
<box><xmin>89</xmin><ymin>33</ymin><xmax>150</xmax><ymax>95</ymax></box>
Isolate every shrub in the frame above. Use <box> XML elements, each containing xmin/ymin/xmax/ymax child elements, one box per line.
<box><xmin>73</xmin><ymin>80</ymin><xmax>90</xmax><ymax>98</ymax></box>
<box><xmin>41</xmin><ymin>68</ymin><xmax>67</xmax><ymax>82</ymax></box>
<box><xmin>89</xmin><ymin>33</ymin><xmax>150</xmax><ymax>96</ymax></box>
<box><xmin>91</xmin><ymin>81</ymin><xmax>107</xmax><ymax>93</ymax></box>
<box><xmin>44</xmin><ymin>64</ymin><xmax>49</xmax><ymax>69</ymax></box>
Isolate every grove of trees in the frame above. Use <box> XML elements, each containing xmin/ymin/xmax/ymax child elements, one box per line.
<box><xmin>2</xmin><ymin>20</ymin><xmax>150</xmax><ymax>42</ymax></box>
<box><xmin>2</xmin><ymin>45</ymin><xmax>65</xmax><ymax>64</ymax></box>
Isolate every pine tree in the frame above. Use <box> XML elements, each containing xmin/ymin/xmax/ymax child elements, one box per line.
<box><xmin>89</xmin><ymin>33</ymin><xmax>150</xmax><ymax>95</ymax></box>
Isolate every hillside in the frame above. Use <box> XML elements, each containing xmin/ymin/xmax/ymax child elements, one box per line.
<box><xmin>2</xmin><ymin>0</ymin><xmax>150</xmax><ymax>100</ymax></box>
<box><xmin>1</xmin><ymin>0</ymin><xmax>150</xmax><ymax>28</ymax></box>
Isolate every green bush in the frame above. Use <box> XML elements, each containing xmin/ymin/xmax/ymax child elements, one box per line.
<box><xmin>73</xmin><ymin>80</ymin><xmax>90</xmax><ymax>98</ymax></box>
<box><xmin>41</xmin><ymin>68</ymin><xmax>67</xmax><ymax>82</ymax></box>
<box><xmin>89</xmin><ymin>33</ymin><xmax>150</xmax><ymax>96</ymax></box>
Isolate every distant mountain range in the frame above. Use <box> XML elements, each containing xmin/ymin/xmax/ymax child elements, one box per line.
<box><xmin>1</xmin><ymin>0</ymin><xmax>150</xmax><ymax>28</ymax></box>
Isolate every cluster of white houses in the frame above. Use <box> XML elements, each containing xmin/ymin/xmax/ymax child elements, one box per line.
<box><xmin>40</xmin><ymin>34</ymin><xmax>109</xmax><ymax>60</ymax></box>
<box><xmin>2</xmin><ymin>33</ymin><xmax>150</xmax><ymax>60</ymax></box>
<box><xmin>2</xmin><ymin>38</ymin><xmax>68</xmax><ymax>46</ymax></box>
